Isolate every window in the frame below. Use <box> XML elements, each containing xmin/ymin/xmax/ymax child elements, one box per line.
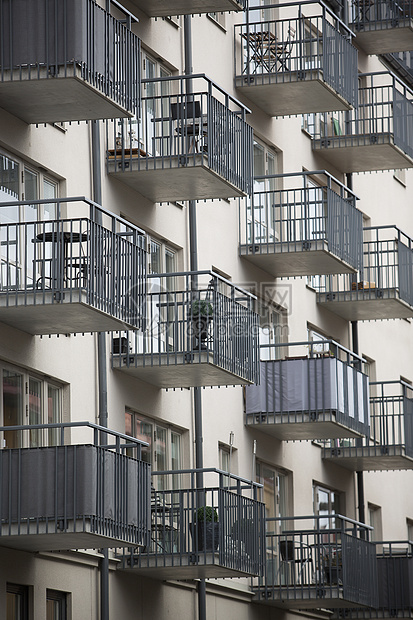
<box><xmin>248</xmin><ymin>140</ymin><xmax>279</xmax><ymax>245</ymax></box>
<box><xmin>208</xmin><ymin>12</ymin><xmax>226</xmax><ymax>28</ymax></box>
<box><xmin>125</xmin><ymin>410</ymin><xmax>182</xmax><ymax>489</ymax></box>
<box><xmin>2</xmin><ymin>364</ymin><xmax>62</xmax><ymax>449</ymax></box>
<box><xmin>148</xmin><ymin>238</ymin><xmax>176</xmax><ymax>276</ymax></box>
<box><xmin>368</xmin><ymin>503</ymin><xmax>382</xmax><ymax>541</ymax></box>
<box><xmin>313</xmin><ymin>483</ymin><xmax>342</xmax><ymax>529</ymax></box>
<box><xmin>46</xmin><ymin>590</ymin><xmax>67</xmax><ymax>620</ymax></box>
<box><xmin>256</xmin><ymin>462</ymin><xmax>291</xmax><ymax>533</ymax></box>
<box><xmin>256</xmin><ymin>299</ymin><xmax>287</xmax><ymax>358</ymax></box>
<box><xmin>407</xmin><ymin>519</ymin><xmax>413</xmax><ymax>541</ymax></box>
<box><xmin>394</xmin><ymin>169</ymin><xmax>406</xmax><ymax>186</ymax></box>
<box><xmin>7</xmin><ymin>584</ymin><xmax>29</xmax><ymax>620</ymax></box>
<box><xmin>140</xmin><ymin>53</ymin><xmax>172</xmax><ymax>157</ymax></box>
<box><xmin>219</xmin><ymin>432</ymin><xmax>236</xmax><ymax>475</ymax></box>
<box><xmin>307</xmin><ymin>325</ymin><xmax>334</xmax><ymax>355</ymax></box>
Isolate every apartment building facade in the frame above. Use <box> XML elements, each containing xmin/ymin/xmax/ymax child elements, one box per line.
<box><xmin>0</xmin><ymin>0</ymin><xmax>413</xmax><ymax>618</ymax></box>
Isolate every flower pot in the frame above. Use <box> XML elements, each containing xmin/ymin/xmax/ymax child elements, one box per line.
<box><xmin>191</xmin><ymin>521</ymin><xmax>219</xmax><ymax>552</ymax></box>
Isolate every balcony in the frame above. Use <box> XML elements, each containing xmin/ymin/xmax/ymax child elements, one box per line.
<box><xmin>239</xmin><ymin>171</ymin><xmax>363</xmax><ymax>277</ymax></box>
<box><xmin>107</xmin><ymin>74</ymin><xmax>253</xmax><ymax>203</ymax></box>
<box><xmin>245</xmin><ymin>341</ymin><xmax>370</xmax><ymax>441</ymax></box>
<box><xmin>129</xmin><ymin>0</ymin><xmax>246</xmax><ymax>17</ymax></box>
<box><xmin>234</xmin><ymin>2</ymin><xmax>358</xmax><ymax>116</ymax></box>
<box><xmin>0</xmin><ymin>197</ymin><xmax>146</xmax><ymax>335</ymax></box>
<box><xmin>351</xmin><ymin>0</ymin><xmax>413</xmax><ymax>54</ymax></box>
<box><xmin>0</xmin><ymin>0</ymin><xmax>140</xmax><ymax>124</ymax></box>
<box><xmin>316</xmin><ymin>227</ymin><xmax>413</xmax><ymax>321</ymax></box>
<box><xmin>0</xmin><ymin>422</ymin><xmax>150</xmax><ymax>552</ymax></box>
<box><xmin>119</xmin><ymin>468</ymin><xmax>265</xmax><ymax>580</ymax></box>
<box><xmin>323</xmin><ymin>381</ymin><xmax>413</xmax><ymax>471</ymax></box>
<box><xmin>112</xmin><ymin>271</ymin><xmax>259</xmax><ymax>388</ymax></box>
<box><xmin>253</xmin><ymin>515</ymin><xmax>378</xmax><ymax>609</ymax></box>
<box><xmin>310</xmin><ymin>72</ymin><xmax>413</xmax><ymax>172</ymax></box>
<box><xmin>382</xmin><ymin>51</ymin><xmax>413</xmax><ymax>88</ymax></box>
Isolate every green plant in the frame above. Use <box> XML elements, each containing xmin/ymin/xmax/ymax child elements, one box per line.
<box><xmin>195</xmin><ymin>506</ymin><xmax>218</xmax><ymax>523</ymax></box>
<box><xmin>191</xmin><ymin>300</ymin><xmax>213</xmax><ymax>317</ymax></box>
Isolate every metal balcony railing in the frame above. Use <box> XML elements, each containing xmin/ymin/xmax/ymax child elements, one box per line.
<box><xmin>314</xmin><ymin>226</ymin><xmax>413</xmax><ymax>321</ymax></box>
<box><xmin>112</xmin><ymin>271</ymin><xmax>259</xmax><ymax>388</ymax></box>
<box><xmin>239</xmin><ymin>171</ymin><xmax>363</xmax><ymax>277</ymax></box>
<box><xmin>246</xmin><ymin>341</ymin><xmax>370</xmax><ymax>440</ymax></box>
<box><xmin>324</xmin><ymin>381</ymin><xmax>413</xmax><ymax>469</ymax></box>
<box><xmin>254</xmin><ymin>514</ymin><xmax>378</xmax><ymax>609</ymax></box>
<box><xmin>0</xmin><ymin>197</ymin><xmax>146</xmax><ymax>334</ymax></box>
<box><xmin>129</xmin><ymin>0</ymin><xmax>246</xmax><ymax>17</ymax></box>
<box><xmin>0</xmin><ymin>422</ymin><xmax>151</xmax><ymax>552</ymax></box>
<box><xmin>107</xmin><ymin>74</ymin><xmax>253</xmax><ymax>202</ymax></box>
<box><xmin>120</xmin><ymin>468</ymin><xmax>265</xmax><ymax>579</ymax></box>
<box><xmin>351</xmin><ymin>0</ymin><xmax>413</xmax><ymax>32</ymax></box>
<box><xmin>382</xmin><ymin>51</ymin><xmax>413</xmax><ymax>88</ymax></box>
<box><xmin>234</xmin><ymin>1</ymin><xmax>358</xmax><ymax>115</ymax></box>
<box><xmin>0</xmin><ymin>0</ymin><xmax>140</xmax><ymax>123</ymax></box>
<box><xmin>308</xmin><ymin>72</ymin><xmax>413</xmax><ymax>171</ymax></box>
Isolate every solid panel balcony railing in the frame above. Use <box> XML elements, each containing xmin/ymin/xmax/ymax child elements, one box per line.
<box><xmin>234</xmin><ymin>1</ymin><xmax>358</xmax><ymax>116</ymax></box>
<box><xmin>129</xmin><ymin>0</ymin><xmax>246</xmax><ymax>17</ymax></box>
<box><xmin>0</xmin><ymin>422</ymin><xmax>151</xmax><ymax>552</ymax></box>
<box><xmin>310</xmin><ymin>72</ymin><xmax>413</xmax><ymax>172</ymax></box>
<box><xmin>0</xmin><ymin>0</ymin><xmax>140</xmax><ymax>124</ymax></box>
<box><xmin>332</xmin><ymin>541</ymin><xmax>413</xmax><ymax>620</ymax></box>
<box><xmin>119</xmin><ymin>468</ymin><xmax>265</xmax><ymax>580</ymax></box>
<box><xmin>239</xmin><ymin>171</ymin><xmax>363</xmax><ymax>277</ymax></box>
<box><xmin>112</xmin><ymin>270</ymin><xmax>259</xmax><ymax>388</ymax></box>
<box><xmin>323</xmin><ymin>381</ymin><xmax>413</xmax><ymax>471</ymax></box>
<box><xmin>245</xmin><ymin>341</ymin><xmax>370</xmax><ymax>441</ymax></box>
<box><xmin>253</xmin><ymin>515</ymin><xmax>378</xmax><ymax>609</ymax></box>
<box><xmin>316</xmin><ymin>226</ymin><xmax>413</xmax><ymax>321</ymax></box>
<box><xmin>351</xmin><ymin>0</ymin><xmax>413</xmax><ymax>54</ymax></box>
<box><xmin>0</xmin><ymin>197</ymin><xmax>146</xmax><ymax>335</ymax></box>
<box><xmin>107</xmin><ymin>74</ymin><xmax>253</xmax><ymax>203</ymax></box>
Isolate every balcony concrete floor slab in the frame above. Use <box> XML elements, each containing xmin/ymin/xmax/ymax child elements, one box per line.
<box><xmin>129</xmin><ymin>0</ymin><xmax>243</xmax><ymax>16</ymax></box>
<box><xmin>123</xmin><ymin>554</ymin><xmax>256</xmax><ymax>580</ymax></box>
<box><xmin>235</xmin><ymin>71</ymin><xmax>353</xmax><ymax>116</ymax></box>
<box><xmin>352</xmin><ymin>20</ymin><xmax>413</xmax><ymax>54</ymax></box>
<box><xmin>108</xmin><ymin>154</ymin><xmax>245</xmax><ymax>202</ymax></box>
<box><xmin>323</xmin><ymin>446</ymin><xmax>413</xmax><ymax>471</ymax></box>
<box><xmin>240</xmin><ymin>241</ymin><xmax>357</xmax><ymax>277</ymax></box>
<box><xmin>246</xmin><ymin>412</ymin><xmax>366</xmax><ymax>441</ymax></box>
<box><xmin>253</xmin><ymin>586</ymin><xmax>370</xmax><ymax>609</ymax></box>
<box><xmin>317</xmin><ymin>289</ymin><xmax>413</xmax><ymax>321</ymax></box>
<box><xmin>0</xmin><ymin>291</ymin><xmax>135</xmax><ymax>335</ymax></box>
<box><xmin>113</xmin><ymin>352</ymin><xmax>251</xmax><ymax>388</ymax></box>
<box><xmin>313</xmin><ymin>136</ymin><xmax>413</xmax><ymax>172</ymax></box>
<box><xmin>0</xmin><ymin>67</ymin><xmax>131</xmax><ymax>124</ymax></box>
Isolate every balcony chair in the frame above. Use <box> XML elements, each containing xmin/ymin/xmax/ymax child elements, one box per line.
<box><xmin>243</xmin><ymin>26</ymin><xmax>295</xmax><ymax>73</ymax></box>
<box><xmin>278</xmin><ymin>539</ymin><xmax>314</xmax><ymax>585</ymax></box>
<box><xmin>171</xmin><ymin>100</ymin><xmax>208</xmax><ymax>155</ymax></box>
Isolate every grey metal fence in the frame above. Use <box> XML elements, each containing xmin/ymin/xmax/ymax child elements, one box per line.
<box><xmin>307</xmin><ymin>72</ymin><xmax>413</xmax><ymax>160</ymax></box>
<box><xmin>0</xmin><ymin>197</ymin><xmax>146</xmax><ymax>330</ymax></box>
<box><xmin>351</xmin><ymin>0</ymin><xmax>413</xmax><ymax>31</ymax></box>
<box><xmin>123</xmin><ymin>468</ymin><xmax>265</xmax><ymax>577</ymax></box>
<box><xmin>240</xmin><ymin>171</ymin><xmax>363</xmax><ymax>273</ymax></box>
<box><xmin>112</xmin><ymin>270</ymin><xmax>260</xmax><ymax>385</ymax></box>
<box><xmin>246</xmin><ymin>340</ymin><xmax>370</xmax><ymax>436</ymax></box>
<box><xmin>235</xmin><ymin>1</ymin><xmax>357</xmax><ymax>108</ymax></box>
<box><xmin>0</xmin><ymin>422</ymin><xmax>151</xmax><ymax>549</ymax></box>
<box><xmin>0</xmin><ymin>0</ymin><xmax>140</xmax><ymax>118</ymax></box>
<box><xmin>107</xmin><ymin>74</ymin><xmax>253</xmax><ymax>196</ymax></box>
<box><xmin>254</xmin><ymin>514</ymin><xmax>378</xmax><ymax>608</ymax></box>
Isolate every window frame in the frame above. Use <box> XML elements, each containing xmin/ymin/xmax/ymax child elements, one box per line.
<box><xmin>6</xmin><ymin>583</ymin><xmax>29</xmax><ymax>620</ymax></box>
<box><xmin>46</xmin><ymin>589</ymin><xmax>67</xmax><ymax>620</ymax></box>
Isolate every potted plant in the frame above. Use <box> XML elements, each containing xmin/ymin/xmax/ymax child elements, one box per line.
<box><xmin>323</xmin><ymin>547</ymin><xmax>342</xmax><ymax>585</ymax></box>
<box><xmin>190</xmin><ymin>299</ymin><xmax>213</xmax><ymax>347</ymax></box>
<box><xmin>192</xmin><ymin>506</ymin><xmax>219</xmax><ymax>552</ymax></box>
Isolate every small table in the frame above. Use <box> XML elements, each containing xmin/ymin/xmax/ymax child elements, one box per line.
<box><xmin>34</xmin><ymin>231</ymin><xmax>88</xmax><ymax>291</ymax></box>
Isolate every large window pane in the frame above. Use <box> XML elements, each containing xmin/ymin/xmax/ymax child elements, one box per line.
<box><xmin>47</xmin><ymin>385</ymin><xmax>61</xmax><ymax>446</ymax></box>
<box><xmin>29</xmin><ymin>378</ymin><xmax>42</xmax><ymax>447</ymax></box>
<box><xmin>3</xmin><ymin>370</ymin><xmax>23</xmax><ymax>448</ymax></box>
<box><xmin>134</xmin><ymin>416</ymin><xmax>152</xmax><ymax>464</ymax></box>
<box><xmin>7</xmin><ymin>584</ymin><xmax>28</xmax><ymax>620</ymax></box>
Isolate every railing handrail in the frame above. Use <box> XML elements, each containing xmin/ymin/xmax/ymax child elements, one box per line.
<box><xmin>146</xmin><ymin>270</ymin><xmax>257</xmax><ymax>301</ymax></box>
<box><xmin>253</xmin><ymin>170</ymin><xmax>360</xmax><ymax>201</ymax></box>
<box><xmin>358</xmin><ymin>71</ymin><xmax>413</xmax><ymax>98</ymax></box>
<box><xmin>264</xmin><ymin>513</ymin><xmax>374</xmax><ymax>530</ymax></box>
<box><xmin>259</xmin><ymin>339</ymin><xmax>365</xmax><ymax>364</ymax></box>
<box><xmin>241</xmin><ymin>0</ymin><xmax>354</xmax><ymax>36</ymax></box>
<box><xmin>141</xmin><ymin>73</ymin><xmax>252</xmax><ymax>114</ymax></box>
<box><xmin>363</xmin><ymin>225</ymin><xmax>413</xmax><ymax>248</ymax></box>
<box><xmin>0</xmin><ymin>196</ymin><xmax>146</xmax><ymax>236</ymax></box>
<box><xmin>371</xmin><ymin>379</ymin><xmax>413</xmax><ymax>392</ymax></box>
<box><xmin>0</xmin><ymin>421</ymin><xmax>149</xmax><ymax>448</ymax></box>
<box><xmin>151</xmin><ymin>467</ymin><xmax>263</xmax><ymax>489</ymax></box>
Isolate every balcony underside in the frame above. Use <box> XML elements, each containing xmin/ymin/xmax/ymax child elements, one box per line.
<box><xmin>0</xmin><ymin>521</ymin><xmax>137</xmax><ymax>552</ymax></box>
<box><xmin>253</xmin><ymin>587</ymin><xmax>370</xmax><ymax>609</ymax></box>
<box><xmin>113</xmin><ymin>352</ymin><xmax>252</xmax><ymax>388</ymax></box>
<box><xmin>323</xmin><ymin>446</ymin><xmax>413</xmax><ymax>471</ymax></box>
<box><xmin>0</xmin><ymin>67</ymin><xmax>131</xmax><ymax>124</ymax></box>
<box><xmin>235</xmin><ymin>71</ymin><xmax>353</xmax><ymax>117</ymax></box>
<box><xmin>317</xmin><ymin>289</ymin><xmax>413</xmax><ymax>321</ymax></box>
<box><xmin>312</xmin><ymin>136</ymin><xmax>413</xmax><ymax>172</ymax></box>
<box><xmin>129</xmin><ymin>0</ymin><xmax>243</xmax><ymax>17</ymax></box>
<box><xmin>0</xmin><ymin>291</ymin><xmax>134</xmax><ymax>335</ymax></box>
<box><xmin>352</xmin><ymin>20</ymin><xmax>413</xmax><ymax>54</ymax></box>
<box><xmin>123</xmin><ymin>554</ymin><xmax>254</xmax><ymax>580</ymax></box>
<box><xmin>240</xmin><ymin>241</ymin><xmax>357</xmax><ymax>277</ymax></box>
<box><xmin>245</xmin><ymin>412</ymin><xmax>367</xmax><ymax>441</ymax></box>
<box><xmin>108</xmin><ymin>154</ymin><xmax>244</xmax><ymax>202</ymax></box>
